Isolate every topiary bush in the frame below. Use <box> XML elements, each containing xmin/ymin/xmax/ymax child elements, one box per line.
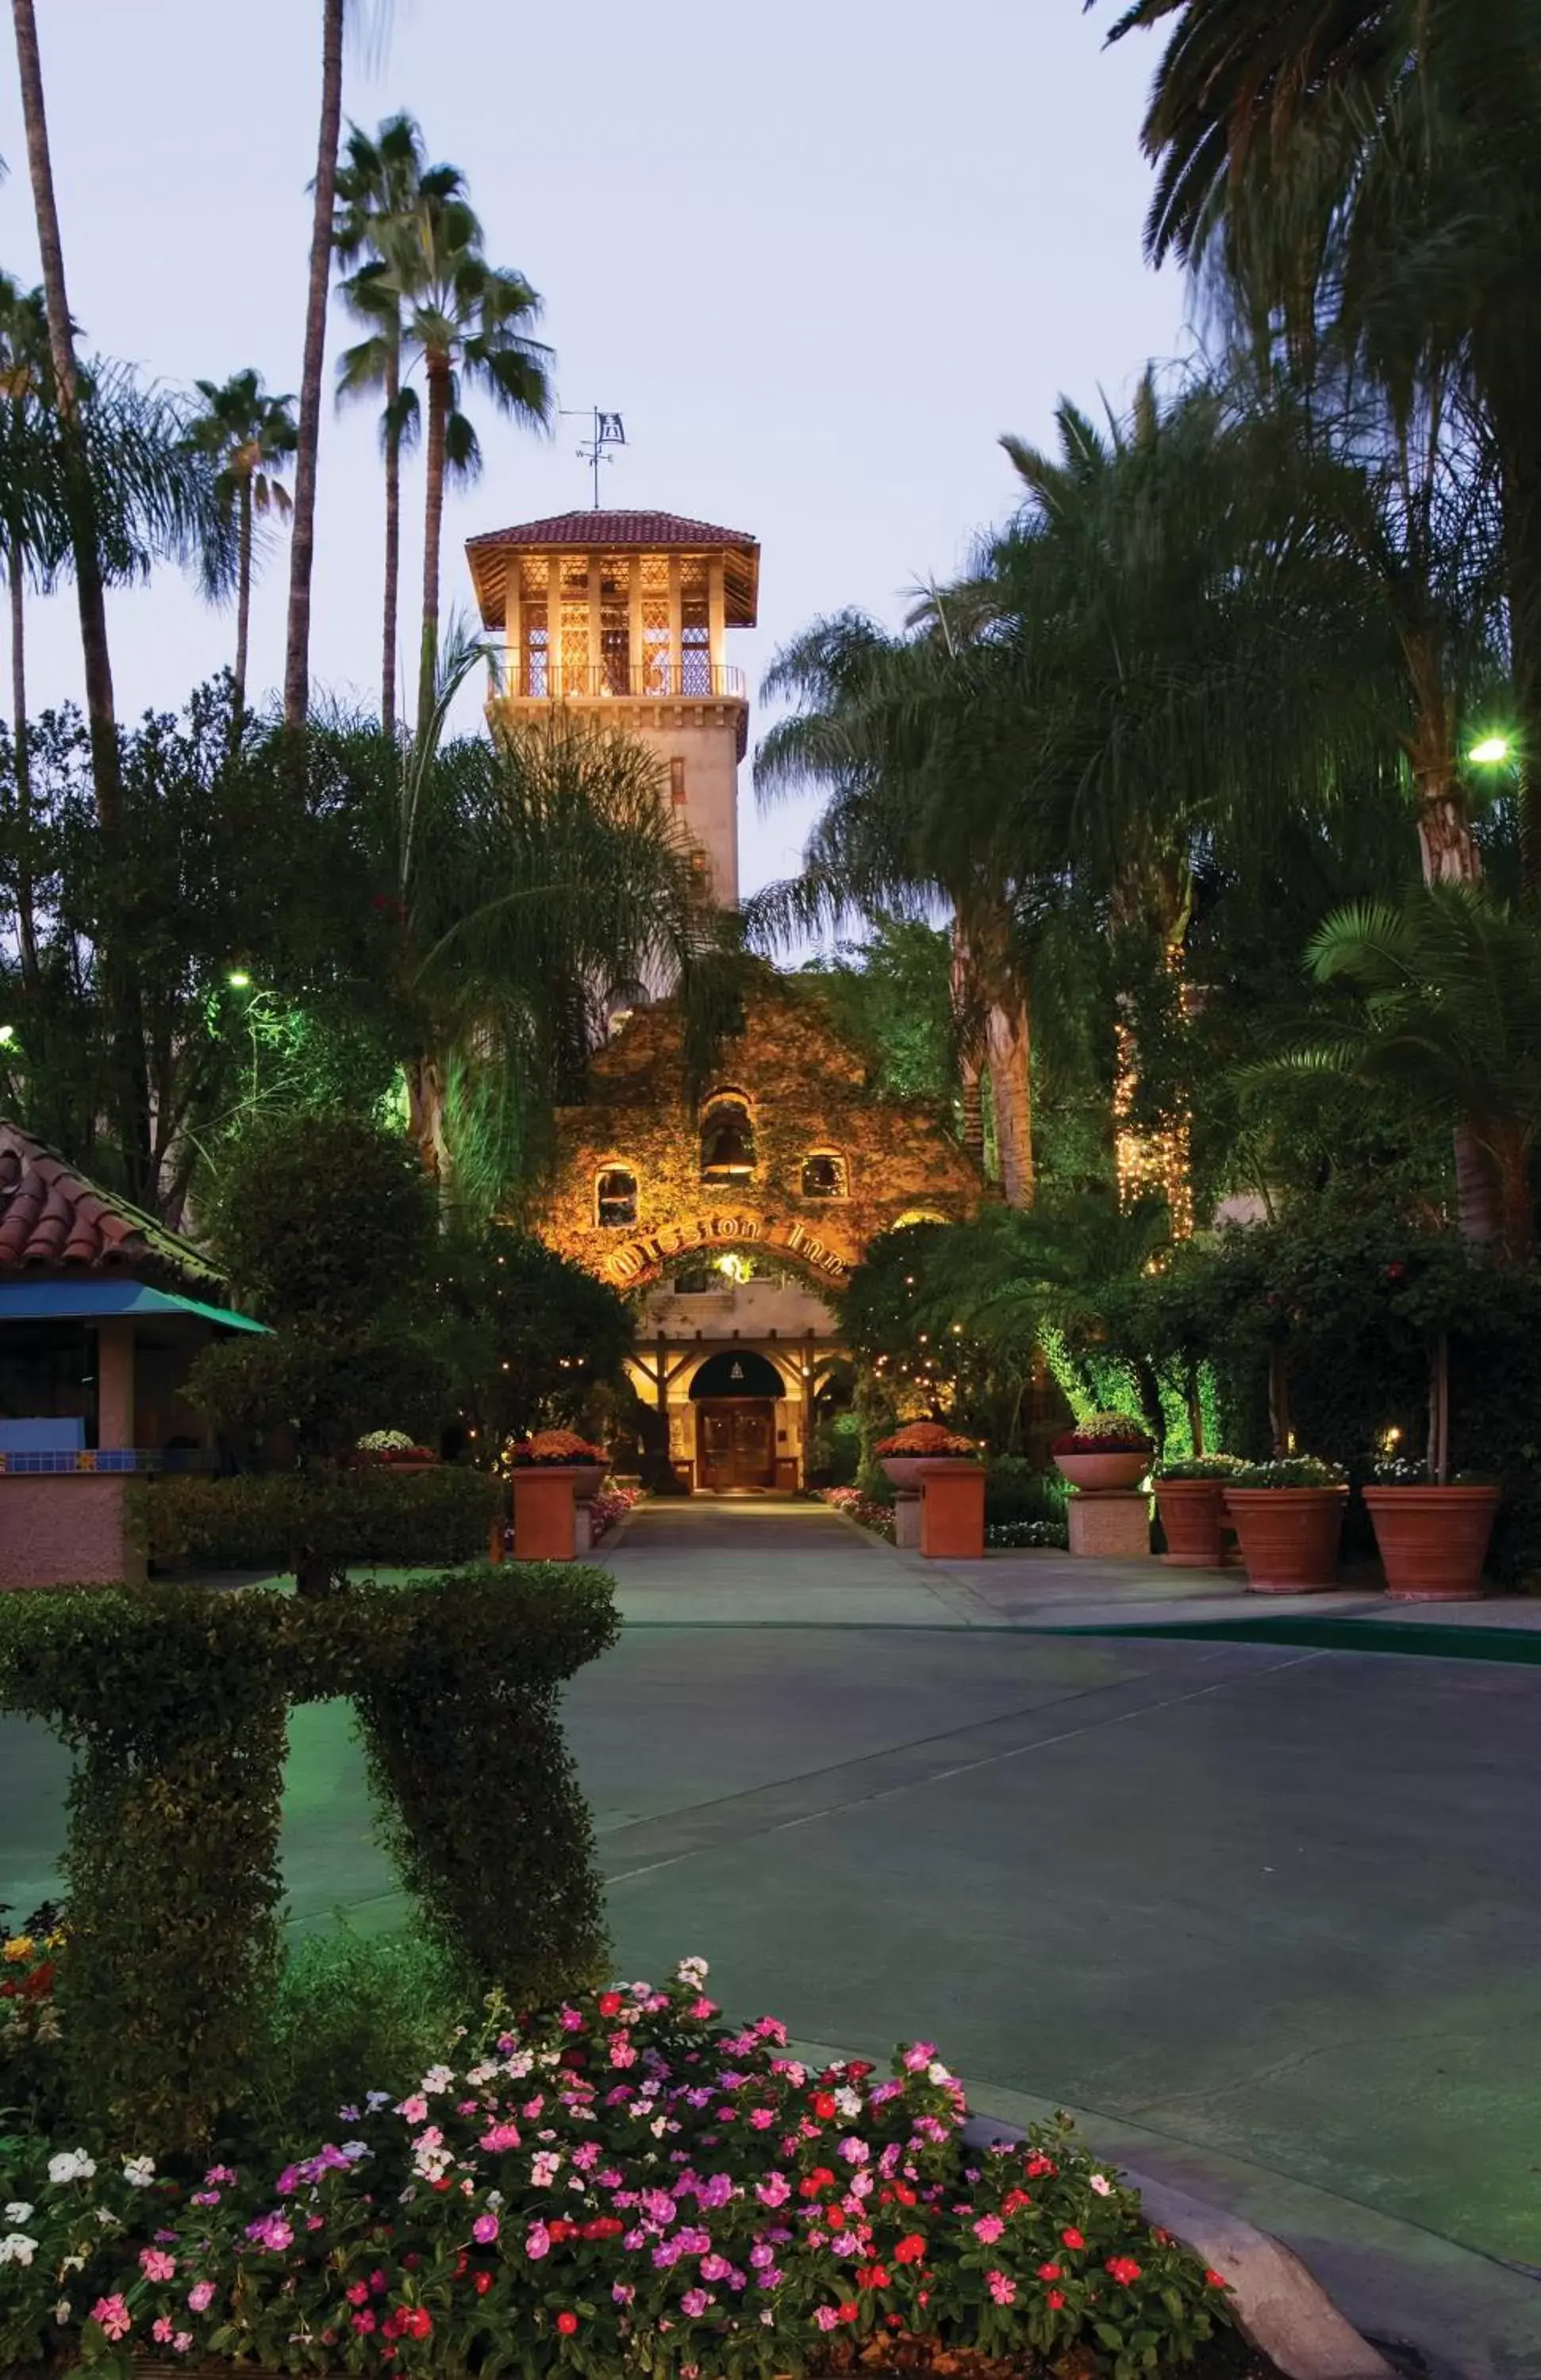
<box><xmin>0</xmin><ymin>1564</ymin><xmax>617</xmax><ymax>2150</ymax></box>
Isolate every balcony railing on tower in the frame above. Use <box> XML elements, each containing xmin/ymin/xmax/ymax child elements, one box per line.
<box><xmin>499</xmin><ymin>656</ymin><xmax>747</xmax><ymax>702</ymax></box>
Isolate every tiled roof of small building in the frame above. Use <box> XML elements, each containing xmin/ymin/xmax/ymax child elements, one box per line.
<box><xmin>467</xmin><ymin>509</ymin><xmax>757</xmax><ymax>554</ymax></box>
<box><xmin>0</xmin><ymin>1121</ymin><xmax>219</xmax><ymax>1280</ymax></box>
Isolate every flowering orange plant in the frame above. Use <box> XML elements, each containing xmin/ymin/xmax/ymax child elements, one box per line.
<box><xmin>509</xmin><ymin>1429</ymin><xmax>606</xmax><ymax>1467</ymax></box>
<box><xmin>874</xmin><ymin>1421</ymin><xmax>976</xmax><ymax>1457</ymax></box>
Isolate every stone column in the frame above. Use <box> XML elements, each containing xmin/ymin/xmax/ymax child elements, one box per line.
<box><xmin>96</xmin><ymin>1319</ymin><xmax>135</xmax><ymax>1450</ymax></box>
<box><xmin>667</xmin><ymin>557</ymin><xmax>682</xmax><ymax>689</ymax></box>
<box><xmin>708</xmin><ymin>553</ymin><xmax>726</xmax><ymax>679</ymax></box>
<box><xmin>628</xmin><ymin>555</ymin><xmax>644</xmax><ymax>693</ymax></box>
<box><xmin>586</xmin><ymin>554</ymin><xmax>602</xmax><ymax>686</ymax></box>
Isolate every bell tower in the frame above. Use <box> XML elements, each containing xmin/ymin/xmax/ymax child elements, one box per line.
<box><xmin>466</xmin><ymin>508</ymin><xmax>759</xmax><ymax>908</ymax></box>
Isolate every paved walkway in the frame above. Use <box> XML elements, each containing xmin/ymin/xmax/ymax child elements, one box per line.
<box><xmin>6</xmin><ymin>1501</ymin><xmax>1540</xmax><ymax>2373</ymax></box>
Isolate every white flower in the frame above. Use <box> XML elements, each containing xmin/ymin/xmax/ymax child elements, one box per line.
<box><xmin>122</xmin><ymin>2156</ymin><xmax>156</xmax><ymax>2188</ymax></box>
<box><xmin>3</xmin><ymin>2202</ymin><xmax>33</xmax><ymax>2224</ymax></box>
<box><xmin>420</xmin><ymin>2064</ymin><xmax>455</xmax><ymax>2096</ymax></box>
<box><xmin>1089</xmin><ymin>2173</ymin><xmax>1113</xmax><ymax>2197</ymax></box>
<box><xmin>60</xmin><ymin>2253</ymin><xmax>85</xmax><ymax>2274</ymax></box>
<box><xmin>47</xmin><ymin>2151</ymin><xmax>96</xmax><ymax>2186</ymax></box>
<box><xmin>927</xmin><ymin>2061</ymin><xmax>951</xmax><ymax>2085</ymax></box>
<box><xmin>0</xmin><ymin>2231</ymin><xmax>38</xmax><ymax>2267</ymax></box>
<box><xmin>834</xmin><ymin>2087</ymin><xmax>863</xmax><ymax>2118</ymax></box>
<box><xmin>486</xmin><ymin>2190</ymin><xmax>504</xmax><ymax>2210</ymax></box>
<box><xmin>55</xmin><ymin>2299</ymin><xmax>71</xmax><ymax>2324</ymax></box>
<box><xmin>94</xmin><ymin>2207</ymin><xmax>117</xmax><ymax>2225</ymax></box>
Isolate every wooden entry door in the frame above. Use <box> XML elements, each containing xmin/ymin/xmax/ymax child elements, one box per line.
<box><xmin>697</xmin><ymin>1399</ymin><xmax>776</xmax><ymax>1491</ymax></box>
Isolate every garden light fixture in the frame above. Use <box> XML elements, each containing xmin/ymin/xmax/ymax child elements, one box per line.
<box><xmin>1468</xmin><ymin>735</ymin><xmax>1512</xmax><ymax>765</ymax></box>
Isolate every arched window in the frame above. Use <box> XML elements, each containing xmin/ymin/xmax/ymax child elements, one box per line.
<box><xmin>596</xmin><ymin>1166</ymin><xmax>638</xmax><ymax>1228</ymax></box>
<box><xmin>801</xmin><ymin>1151</ymin><xmax>848</xmax><ymax>1200</ymax></box>
<box><xmin>701</xmin><ymin>1092</ymin><xmax>755</xmax><ymax>1179</ymax></box>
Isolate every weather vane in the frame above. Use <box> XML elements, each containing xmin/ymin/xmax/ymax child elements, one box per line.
<box><xmin>561</xmin><ymin>407</ymin><xmax>625</xmax><ymax>506</ymax></box>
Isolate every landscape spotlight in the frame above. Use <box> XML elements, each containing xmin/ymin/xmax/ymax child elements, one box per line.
<box><xmin>0</xmin><ymin>1024</ymin><xmax>13</xmax><ymax>1045</ymax></box>
<box><xmin>1468</xmin><ymin>735</ymin><xmax>1512</xmax><ymax>766</ymax></box>
<box><xmin>226</xmin><ymin>969</ymin><xmax>252</xmax><ymax>989</ymax></box>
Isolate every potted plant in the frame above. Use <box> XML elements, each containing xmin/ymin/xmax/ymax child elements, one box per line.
<box><xmin>1223</xmin><ymin>1457</ymin><xmax>1348</xmax><ymax>1591</ymax></box>
<box><xmin>508</xmin><ymin>1428</ymin><xmax>608</xmax><ymax>1500</ymax></box>
<box><xmin>874</xmin><ymin>1418</ymin><xmax>978</xmax><ymax>1491</ymax></box>
<box><xmin>355</xmin><ymin>1428</ymin><xmax>439</xmax><ymax>1472</ymax></box>
<box><xmin>1362</xmin><ymin>1453</ymin><xmax>1499</xmax><ymax>1603</ymax></box>
<box><xmin>1051</xmin><ymin>1413</ymin><xmax>1154</xmax><ymax>1495</ymax></box>
<box><xmin>1152</xmin><ymin>1453</ymin><xmax>1246</xmax><ymax>1568</ymax></box>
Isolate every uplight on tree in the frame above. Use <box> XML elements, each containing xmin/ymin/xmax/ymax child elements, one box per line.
<box><xmin>1469</xmin><ymin>735</ymin><xmax>1512</xmax><ymax>766</ymax></box>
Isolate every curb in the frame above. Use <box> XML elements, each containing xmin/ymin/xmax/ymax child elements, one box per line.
<box><xmin>961</xmin><ymin>2113</ymin><xmax>1393</xmax><ymax>2380</ymax></box>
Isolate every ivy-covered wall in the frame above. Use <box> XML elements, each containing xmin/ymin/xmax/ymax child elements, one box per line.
<box><xmin>539</xmin><ymin>976</ymin><xmax>984</xmax><ymax>1287</ymax></box>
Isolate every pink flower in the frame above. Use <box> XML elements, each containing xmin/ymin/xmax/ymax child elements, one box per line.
<box><xmin>152</xmin><ymin>2318</ymin><xmax>176</xmax><ymax>2344</ymax></box>
<box><xmin>173</xmin><ymin>2335</ymin><xmax>193</xmax><ymax>2355</ymax></box>
<box><xmin>397</xmin><ymin>2095</ymin><xmax>428</xmax><ymax>2124</ymax></box>
<box><xmin>813</xmin><ymin>2306</ymin><xmax>841</xmax><ymax>2332</ymax></box>
<box><xmin>689</xmin><ymin>1998</ymin><xmax>717</xmax><ymax>2020</ymax></box>
<box><xmin>346</xmin><ymin>2282</ymin><xmax>370</xmax><ymax>2306</ymax></box>
<box><xmin>186</xmin><ymin>2282</ymin><xmax>216</xmax><ymax>2313</ymax></box>
<box><xmin>91</xmin><ymin>2297</ymin><xmax>132</xmax><ymax>2342</ymax></box>
<box><xmin>612</xmin><ymin>2282</ymin><xmax>636</xmax><ymax>2304</ymax></box>
<box><xmin>755</xmin><ymin>2173</ymin><xmax>791</xmax><ymax>2207</ymax></box>
<box><xmin>973</xmin><ymin>2215</ymin><xmax>1004</xmax><ymax>2244</ymax></box>
<box><xmin>609</xmin><ymin>2036</ymin><xmax>638</xmax><ymax>2068</ymax></box>
<box><xmin>748</xmin><ymin>2107</ymin><xmax>776</xmax><ymax>2129</ymax></box>
<box><xmin>140</xmin><ymin>2249</ymin><xmax>176</xmax><ymax>2281</ymax></box>
<box><xmin>479</xmin><ymin>2122</ymin><xmax>521</xmax><ymax>2152</ymax></box>
<box><xmin>559</xmin><ymin>2006</ymin><xmax>585</xmax><ymax>2031</ymax></box>
<box><xmin>681</xmin><ymin>2290</ymin><xmax>709</xmax><ymax>2317</ymax></box>
<box><xmin>352</xmin><ymin>2312</ymin><xmax>377</xmax><ymax>2335</ymax></box>
<box><xmin>472</xmin><ymin>2213</ymin><xmax>499</xmax><ymax>2245</ymax></box>
<box><xmin>525</xmin><ymin>2223</ymin><xmax>551</xmax><ymax>2260</ymax></box>
<box><xmin>986</xmin><ymin>2271</ymin><xmax>1016</xmax><ymax>2305</ymax></box>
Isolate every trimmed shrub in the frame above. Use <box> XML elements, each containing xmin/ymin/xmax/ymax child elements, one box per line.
<box><xmin>0</xmin><ymin>1563</ymin><xmax>617</xmax><ymax>2149</ymax></box>
<box><xmin>140</xmin><ymin>1466</ymin><xmax>502</xmax><ymax>1574</ymax></box>
<box><xmin>984</xmin><ymin>1455</ymin><xmax>1066</xmax><ymax>1529</ymax></box>
<box><xmin>256</xmin><ymin>1929</ymin><xmax>463</xmax><ymax>2152</ymax></box>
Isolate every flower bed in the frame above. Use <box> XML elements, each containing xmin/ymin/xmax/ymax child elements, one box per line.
<box><xmin>874</xmin><ymin>1422</ymin><xmax>977</xmax><ymax>1459</ymax></box>
<box><xmin>820</xmin><ymin>1487</ymin><xmax>897</xmax><ymax>1543</ymax></box>
<box><xmin>1051</xmin><ymin>1415</ymin><xmax>1154</xmax><ymax>1458</ymax></box>
<box><xmin>589</xmin><ymin>1484</ymin><xmax>641</xmax><ymax>1541</ymax></box>
<box><xmin>508</xmin><ymin>1430</ymin><xmax>607</xmax><ymax>1468</ymax></box>
<box><xmin>0</xmin><ymin>1962</ymin><xmax>1232</xmax><ymax>2378</ymax></box>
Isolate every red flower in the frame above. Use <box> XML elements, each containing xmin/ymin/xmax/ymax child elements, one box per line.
<box><xmin>844</xmin><ymin>2059</ymin><xmax>874</xmax><ymax>2079</ymax></box>
<box><xmin>855</xmin><ymin>2264</ymin><xmax>890</xmax><ymax>2290</ymax></box>
<box><xmin>1060</xmin><ymin>2227</ymin><xmax>1085</xmax><ymax>2251</ymax></box>
<box><xmin>1001</xmin><ymin>2189</ymin><xmax>1032</xmax><ymax>2214</ymax></box>
<box><xmin>454</xmin><ymin>2253</ymin><xmax>468</xmax><ymax>2278</ymax></box>
<box><xmin>1205</xmin><ymin>2269</ymin><xmax>1228</xmax><ymax>2289</ymax></box>
<box><xmin>811</xmin><ymin>2091</ymin><xmax>838</xmax><ymax>2119</ymax></box>
<box><xmin>547</xmin><ymin>2221</ymin><xmax>574</xmax><ymax>2243</ymax></box>
<box><xmin>473</xmin><ymin>2274</ymin><xmax>493</xmax><ymax>2297</ymax></box>
<box><xmin>823</xmin><ymin>2204</ymin><xmax>846</xmax><ymax>2229</ymax></box>
<box><xmin>598</xmin><ymin>1990</ymin><xmax>624</xmax><ymax>2017</ymax></box>
<box><xmin>893</xmin><ymin>2182</ymin><xmax>917</xmax><ymax>2206</ymax></box>
<box><xmin>837</xmin><ymin>2302</ymin><xmax>859</xmax><ymax>2324</ymax></box>
<box><xmin>1036</xmin><ymin>2263</ymin><xmax>1061</xmax><ymax>2281</ymax></box>
<box><xmin>1105</xmin><ymin>2257</ymin><xmax>1142</xmax><ymax>2286</ymax></box>
<box><xmin>1046</xmin><ymin>2290</ymin><xmax>1066</xmax><ymax>2310</ymax></box>
<box><xmin>1024</xmin><ymin>2154</ymin><xmax>1057</xmax><ymax>2178</ymax></box>
<box><xmin>894</xmin><ymin>2235</ymin><xmax>926</xmax><ymax>2264</ymax></box>
<box><xmin>402</xmin><ymin>2309</ymin><xmax>432</xmax><ymax>2340</ymax></box>
<box><xmin>800</xmin><ymin>2167</ymin><xmax>835</xmax><ymax>2196</ymax></box>
<box><xmin>582</xmin><ymin>2217</ymin><xmax>624</xmax><ymax>2240</ymax></box>
<box><xmin>556</xmin><ymin>2312</ymin><xmax>579</xmax><ymax>2336</ymax></box>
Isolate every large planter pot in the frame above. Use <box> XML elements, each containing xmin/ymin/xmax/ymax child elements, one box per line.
<box><xmin>881</xmin><ymin>1454</ymin><xmax>975</xmax><ymax>1492</ymax></box>
<box><xmin>1362</xmin><ymin>1485</ymin><xmax>1499</xmax><ymax>1603</ymax></box>
<box><xmin>1055</xmin><ymin>1449</ymin><xmax>1150</xmax><ymax>1495</ymax></box>
<box><xmin>1223</xmin><ymin>1486</ymin><xmax>1347</xmax><ymax>1593</ymax></box>
<box><xmin>510</xmin><ymin>1464</ymin><xmax>583</xmax><ymax>1560</ymax></box>
<box><xmin>567</xmin><ymin>1461</ymin><xmax>608</xmax><ymax>1501</ymax></box>
<box><xmin>1155</xmin><ymin>1478</ymin><xmax>1227</xmax><ymax>1568</ymax></box>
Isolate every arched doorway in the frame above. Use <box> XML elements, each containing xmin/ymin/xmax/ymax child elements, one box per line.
<box><xmin>688</xmin><ymin>1347</ymin><xmax>786</xmax><ymax>1493</ymax></box>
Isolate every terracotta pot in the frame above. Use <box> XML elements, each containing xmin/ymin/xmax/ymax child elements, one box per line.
<box><xmin>1055</xmin><ymin>1449</ymin><xmax>1151</xmax><ymax>1495</ymax></box>
<box><xmin>567</xmin><ymin>1462</ymin><xmax>608</xmax><ymax>1500</ymax></box>
<box><xmin>1362</xmin><ymin>1485</ymin><xmax>1498</xmax><ymax>1602</ymax></box>
<box><xmin>1154</xmin><ymin>1478</ymin><xmax>1228</xmax><ymax>1568</ymax></box>
<box><xmin>880</xmin><ymin>1453</ymin><xmax>974</xmax><ymax>1491</ymax></box>
<box><xmin>1222</xmin><ymin>1486</ymin><xmax>1347</xmax><ymax>1592</ymax></box>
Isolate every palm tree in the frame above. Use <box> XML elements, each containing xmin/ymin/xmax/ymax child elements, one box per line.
<box><xmin>180</xmin><ymin>370</ymin><xmax>297</xmax><ymax>717</ymax></box>
<box><xmin>10</xmin><ymin>0</ymin><xmax>121</xmax><ymax>834</ymax></box>
<box><xmin>1270</xmin><ymin>886</ymin><xmax>1541</xmax><ymax>1257</ymax></box>
<box><xmin>382</xmin><ymin>636</ymin><xmax>721</xmax><ymax>1211</ymax></box>
<box><xmin>380</xmin><ymin>188</ymin><xmax>551</xmax><ymax>739</ymax></box>
<box><xmin>1098</xmin><ymin>0</ymin><xmax>1541</xmax><ymax>890</ymax></box>
<box><xmin>282</xmin><ymin>0</ymin><xmax>346</xmax><ymax>731</ymax></box>
<box><xmin>334</xmin><ymin>119</ymin><xmax>468</xmax><ymax>741</ymax></box>
<box><xmin>0</xmin><ymin>274</ymin><xmax>53</xmax><ymax>980</ymax></box>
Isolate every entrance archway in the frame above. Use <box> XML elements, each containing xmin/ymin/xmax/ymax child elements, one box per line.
<box><xmin>688</xmin><ymin>1349</ymin><xmax>787</xmax><ymax>1494</ymax></box>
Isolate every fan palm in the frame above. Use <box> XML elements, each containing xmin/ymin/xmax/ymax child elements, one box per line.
<box><xmin>334</xmin><ymin>114</ymin><xmax>457</xmax><ymax>739</ymax></box>
<box><xmin>383</xmin><ymin>635</ymin><xmax>722</xmax><ymax>1214</ymax></box>
<box><xmin>180</xmin><ymin>370</ymin><xmax>297</xmax><ymax>716</ymax></box>
<box><xmin>1267</xmin><ymin>886</ymin><xmax>1541</xmax><ymax>1257</ymax></box>
<box><xmin>1099</xmin><ymin>0</ymin><xmax>1541</xmax><ymax>888</ymax></box>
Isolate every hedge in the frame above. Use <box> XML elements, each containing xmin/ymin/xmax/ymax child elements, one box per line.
<box><xmin>0</xmin><ymin>1563</ymin><xmax>617</xmax><ymax>2152</ymax></box>
<box><xmin>138</xmin><ymin>1465</ymin><xmax>502</xmax><ymax>1574</ymax></box>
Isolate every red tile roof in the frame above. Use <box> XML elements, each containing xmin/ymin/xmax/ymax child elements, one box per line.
<box><xmin>466</xmin><ymin>509</ymin><xmax>758</xmax><ymax>554</ymax></box>
<box><xmin>0</xmin><ymin>1121</ymin><xmax>218</xmax><ymax>1280</ymax></box>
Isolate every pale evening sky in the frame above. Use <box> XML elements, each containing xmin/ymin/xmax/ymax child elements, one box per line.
<box><xmin>0</xmin><ymin>0</ymin><xmax>1184</xmax><ymax>900</ymax></box>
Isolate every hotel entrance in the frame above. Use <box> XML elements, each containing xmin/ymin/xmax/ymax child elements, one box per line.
<box><xmin>689</xmin><ymin>1349</ymin><xmax>788</xmax><ymax>1494</ymax></box>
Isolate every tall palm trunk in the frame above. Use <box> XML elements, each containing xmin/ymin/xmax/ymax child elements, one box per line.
<box><xmin>10</xmin><ymin>0</ymin><xmax>121</xmax><ymax>836</ymax></box>
<box><xmin>1416</xmin><ymin>768</ymin><xmax>1482</xmax><ymax>884</ymax></box>
<box><xmin>382</xmin><ymin>338</ymin><xmax>401</xmax><ymax>739</ymax></box>
<box><xmin>1407</xmin><ymin>703</ymin><xmax>1490</xmax><ymax>1226</ymax></box>
<box><xmin>986</xmin><ymin>998</ymin><xmax>1034</xmax><ymax>1209</ymax></box>
<box><xmin>949</xmin><ymin>919</ymin><xmax>984</xmax><ymax>1162</ymax></box>
<box><xmin>282</xmin><ymin>0</ymin><xmax>345</xmax><ymax>732</ymax></box>
<box><xmin>233</xmin><ymin>474</ymin><xmax>252</xmax><ymax>719</ymax></box>
<box><xmin>9</xmin><ymin>531</ymin><xmax>37</xmax><ymax>985</ymax></box>
<box><xmin>417</xmin><ymin>350</ymin><xmax>449</xmax><ymax>739</ymax></box>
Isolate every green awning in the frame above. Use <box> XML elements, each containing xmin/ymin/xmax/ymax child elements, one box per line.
<box><xmin>0</xmin><ymin>1279</ymin><xmax>267</xmax><ymax>1332</ymax></box>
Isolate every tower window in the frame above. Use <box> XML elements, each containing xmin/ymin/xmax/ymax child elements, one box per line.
<box><xmin>596</xmin><ymin>1166</ymin><xmax>639</xmax><ymax>1228</ymax></box>
<box><xmin>701</xmin><ymin>1093</ymin><xmax>755</xmax><ymax>1179</ymax></box>
<box><xmin>671</xmin><ymin>757</ymin><xmax>686</xmax><ymax>804</ymax></box>
<box><xmin>801</xmin><ymin>1152</ymin><xmax>848</xmax><ymax>1200</ymax></box>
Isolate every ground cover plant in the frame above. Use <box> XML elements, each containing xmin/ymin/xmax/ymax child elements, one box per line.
<box><xmin>0</xmin><ymin>1961</ymin><xmax>1234</xmax><ymax>2380</ymax></box>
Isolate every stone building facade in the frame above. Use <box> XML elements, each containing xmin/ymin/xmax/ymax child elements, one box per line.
<box><xmin>536</xmin><ymin>977</ymin><xmax>983</xmax><ymax>1491</ymax></box>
